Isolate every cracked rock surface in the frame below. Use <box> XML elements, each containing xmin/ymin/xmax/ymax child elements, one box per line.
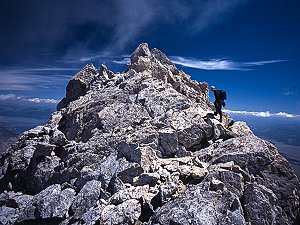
<box><xmin>0</xmin><ymin>43</ymin><xmax>299</xmax><ymax>225</ymax></box>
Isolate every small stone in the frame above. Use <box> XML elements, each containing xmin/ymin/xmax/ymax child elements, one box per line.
<box><xmin>190</xmin><ymin>166</ymin><xmax>208</xmax><ymax>180</ymax></box>
<box><xmin>217</xmin><ymin>161</ymin><xmax>234</xmax><ymax>170</ymax></box>
<box><xmin>210</xmin><ymin>178</ymin><xmax>226</xmax><ymax>192</ymax></box>
<box><xmin>179</xmin><ymin>165</ymin><xmax>191</xmax><ymax>177</ymax></box>
<box><xmin>134</xmin><ymin>173</ymin><xmax>160</xmax><ymax>187</ymax></box>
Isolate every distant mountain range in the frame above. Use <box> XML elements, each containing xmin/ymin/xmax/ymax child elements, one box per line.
<box><xmin>0</xmin><ymin>98</ymin><xmax>56</xmax><ymax>132</ymax></box>
<box><xmin>0</xmin><ymin>97</ymin><xmax>56</xmax><ymax>153</ymax></box>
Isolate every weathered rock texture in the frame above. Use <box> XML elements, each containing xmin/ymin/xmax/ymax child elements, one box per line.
<box><xmin>0</xmin><ymin>43</ymin><xmax>299</xmax><ymax>225</ymax></box>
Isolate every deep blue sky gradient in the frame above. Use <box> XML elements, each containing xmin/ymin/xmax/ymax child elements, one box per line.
<box><xmin>0</xmin><ymin>0</ymin><xmax>299</xmax><ymax>114</ymax></box>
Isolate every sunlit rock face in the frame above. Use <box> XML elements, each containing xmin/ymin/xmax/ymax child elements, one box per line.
<box><xmin>0</xmin><ymin>43</ymin><xmax>299</xmax><ymax>225</ymax></box>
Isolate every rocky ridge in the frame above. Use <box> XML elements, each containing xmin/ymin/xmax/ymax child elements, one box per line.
<box><xmin>0</xmin><ymin>43</ymin><xmax>299</xmax><ymax>225</ymax></box>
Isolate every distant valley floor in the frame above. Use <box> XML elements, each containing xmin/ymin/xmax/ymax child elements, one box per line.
<box><xmin>272</xmin><ymin>141</ymin><xmax>300</xmax><ymax>179</ymax></box>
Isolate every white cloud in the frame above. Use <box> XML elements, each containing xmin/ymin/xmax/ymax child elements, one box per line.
<box><xmin>169</xmin><ymin>56</ymin><xmax>287</xmax><ymax>71</ymax></box>
<box><xmin>0</xmin><ymin>94</ymin><xmax>18</xmax><ymax>100</ymax></box>
<box><xmin>0</xmin><ymin>94</ymin><xmax>59</xmax><ymax>104</ymax></box>
<box><xmin>112</xmin><ymin>57</ymin><xmax>131</xmax><ymax>65</ymax></box>
<box><xmin>27</xmin><ymin>98</ymin><xmax>59</xmax><ymax>104</ymax></box>
<box><xmin>170</xmin><ymin>57</ymin><xmax>242</xmax><ymax>71</ymax></box>
<box><xmin>275</xmin><ymin>112</ymin><xmax>295</xmax><ymax>118</ymax></box>
<box><xmin>224</xmin><ymin>109</ymin><xmax>300</xmax><ymax>118</ymax></box>
<box><xmin>244</xmin><ymin>60</ymin><xmax>288</xmax><ymax>66</ymax></box>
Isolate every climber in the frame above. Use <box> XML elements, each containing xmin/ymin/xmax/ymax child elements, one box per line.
<box><xmin>210</xmin><ymin>86</ymin><xmax>226</xmax><ymax>122</ymax></box>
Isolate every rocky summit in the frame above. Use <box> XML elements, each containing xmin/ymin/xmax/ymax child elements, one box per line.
<box><xmin>0</xmin><ymin>43</ymin><xmax>299</xmax><ymax>225</ymax></box>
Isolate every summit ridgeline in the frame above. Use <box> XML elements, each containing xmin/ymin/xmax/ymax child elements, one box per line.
<box><xmin>0</xmin><ymin>43</ymin><xmax>299</xmax><ymax>224</ymax></box>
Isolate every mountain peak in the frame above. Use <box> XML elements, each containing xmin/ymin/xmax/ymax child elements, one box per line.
<box><xmin>0</xmin><ymin>43</ymin><xmax>299</xmax><ymax>224</ymax></box>
<box><xmin>130</xmin><ymin>43</ymin><xmax>151</xmax><ymax>65</ymax></box>
<box><xmin>58</xmin><ymin>43</ymin><xmax>210</xmax><ymax>112</ymax></box>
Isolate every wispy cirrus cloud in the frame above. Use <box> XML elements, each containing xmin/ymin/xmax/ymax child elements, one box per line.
<box><xmin>169</xmin><ymin>56</ymin><xmax>287</xmax><ymax>71</ymax></box>
<box><xmin>243</xmin><ymin>60</ymin><xmax>287</xmax><ymax>66</ymax></box>
<box><xmin>224</xmin><ymin>109</ymin><xmax>300</xmax><ymax>118</ymax></box>
<box><xmin>0</xmin><ymin>67</ymin><xmax>78</xmax><ymax>90</ymax></box>
<box><xmin>111</xmin><ymin>55</ymin><xmax>287</xmax><ymax>71</ymax></box>
<box><xmin>0</xmin><ymin>94</ymin><xmax>59</xmax><ymax>104</ymax></box>
<box><xmin>61</xmin><ymin>54</ymin><xmax>131</xmax><ymax>64</ymax></box>
<box><xmin>112</xmin><ymin>56</ymin><xmax>131</xmax><ymax>65</ymax></box>
<box><xmin>61</xmin><ymin>54</ymin><xmax>113</xmax><ymax>63</ymax></box>
<box><xmin>1</xmin><ymin>0</ymin><xmax>250</xmax><ymax>65</ymax></box>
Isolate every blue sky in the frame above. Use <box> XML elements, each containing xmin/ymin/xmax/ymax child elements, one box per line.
<box><xmin>0</xmin><ymin>0</ymin><xmax>300</xmax><ymax>115</ymax></box>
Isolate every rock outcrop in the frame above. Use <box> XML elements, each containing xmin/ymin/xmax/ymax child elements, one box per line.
<box><xmin>0</xmin><ymin>43</ymin><xmax>299</xmax><ymax>225</ymax></box>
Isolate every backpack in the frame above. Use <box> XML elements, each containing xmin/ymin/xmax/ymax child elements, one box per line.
<box><xmin>219</xmin><ymin>90</ymin><xmax>227</xmax><ymax>100</ymax></box>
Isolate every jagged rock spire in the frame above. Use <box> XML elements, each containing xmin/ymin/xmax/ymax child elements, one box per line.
<box><xmin>130</xmin><ymin>43</ymin><xmax>151</xmax><ymax>65</ymax></box>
